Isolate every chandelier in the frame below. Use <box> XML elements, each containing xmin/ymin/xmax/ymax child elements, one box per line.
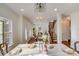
<box><xmin>35</xmin><ymin>3</ymin><xmax>46</xmax><ymax>12</ymax></box>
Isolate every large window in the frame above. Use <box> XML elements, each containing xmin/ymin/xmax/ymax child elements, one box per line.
<box><xmin>0</xmin><ymin>16</ymin><xmax>13</xmax><ymax>47</ymax></box>
<box><xmin>0</xmin><ymin>21</ymin><xmax>3</xmax><ymax>44</ymax></box>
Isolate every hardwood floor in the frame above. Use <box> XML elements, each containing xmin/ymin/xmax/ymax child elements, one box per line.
<box><xmin>62</xmin><ymin>40</ymin><xmax>71</xmax><ymax>47</ymax></box>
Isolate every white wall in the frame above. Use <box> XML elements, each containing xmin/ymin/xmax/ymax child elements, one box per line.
<box><xmin>18</xmin><ymin>15</ymin><xmax>33</xmax><ymax>43</ymax></box>
<box><xmin>18</xmin><ymin>15</ymin><xmax>23</xmax><ymax>43</ymax></box>
<box><xmin>23</xmin><ymin>16</ymin><xmax>33</xmax><ymax>42</ymax></box>
<box><xmin>0</xmin><ymin>4</ymin><xmax>19</xmax><ymax>50</ymax></box>
<box><xmin>70</xmin><ymin>11</ymin><xmax>79</xmax><ymax>49</ymax></box>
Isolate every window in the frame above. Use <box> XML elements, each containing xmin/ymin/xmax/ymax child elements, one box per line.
<box><xmin>0</xmin><ymin>21</ymin><xmax>3</xmax><ymax>44</ymax></box>
<box><xmin>0</xmin><ymin>16</ymin><xmax>13</xmax><ymax>47</ymax></box>
<box><xmin>4</xmin><ymin>19</ymin><xmax>13</xmax><ymax>47</ymax></box>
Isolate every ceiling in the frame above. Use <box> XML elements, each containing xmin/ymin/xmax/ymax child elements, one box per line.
<box><xmin>5</xmin><ymin>3</ymin><xmax>79</xmax><ymax>24</ymax></box>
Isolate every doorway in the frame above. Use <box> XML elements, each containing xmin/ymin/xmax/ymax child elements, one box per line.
<box><xmin>49</xmin><ymin>20</ymin><xmax>57</xmax><ymax>44</ymax></box>
<box><xmin>62</xmin><ymin>16</ymin><xmax>71</xmax><ymax>47</ymax></box>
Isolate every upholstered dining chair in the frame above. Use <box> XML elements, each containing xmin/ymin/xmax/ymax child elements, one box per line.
<box><xmin>74</xmin><ymin>41</ymin><xmax>79</xmax><ymax>53</ymax></box>
<box><xmin>0</xmin><ymin>43</ymin><xmax>8</xmax><ymax>56</ymax></box>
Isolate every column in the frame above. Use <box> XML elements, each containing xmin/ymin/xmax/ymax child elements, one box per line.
<box><xmin>56</xmin><ymin>13</ymin><xmax>62</xmax><ymax>45</ymax></box>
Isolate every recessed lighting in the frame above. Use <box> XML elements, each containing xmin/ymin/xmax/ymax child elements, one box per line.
<box><xmin>54</xmin><ymin>8</ymin><xmax>57</xmax><ymax>11</ymax></box>
<box><xmin>20</xmin><ymin>8</ymin><xmax>24</xmax><ymax>12</ymax></box>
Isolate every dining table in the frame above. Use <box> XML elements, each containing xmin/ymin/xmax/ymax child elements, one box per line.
<box><xmin>5</xmin><ymin>43</ymin><xmax>79</xmax><ymax>56</ymax></box>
